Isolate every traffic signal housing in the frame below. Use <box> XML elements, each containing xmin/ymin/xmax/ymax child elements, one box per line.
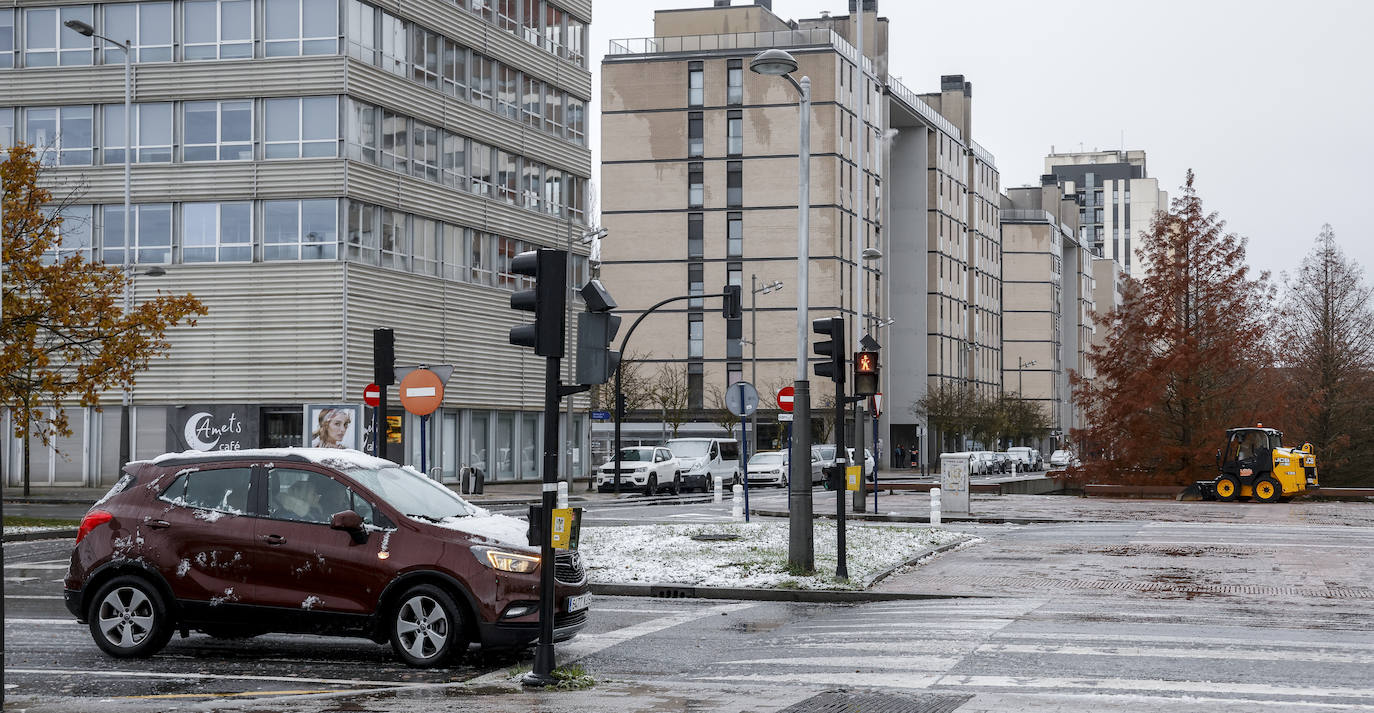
<box><xmin>854</xmin><ymin>350</ymin><xmax>879</xmax><ymax>396</ymax></box>
<box><xmin>373</xmin><ymin>328</ymin><xmax>395</xmax><ymax>386</ymax></box>
<box><xmin>722</xmin><ymin>284</ymin><xmax>742</xmax><ymax>319</ymax></box>
<box><xmin>576</xmin><ymin>280</ymin><xmax>621</xmax><ymax>385</ymax></box>
<box><xmin>812</xmin><ymin>316</ymin><xmax>845</xmax><ymax>383</ymax></box>
<box><xmin>509</xmin><ymin>249</ymin><xmax>567</xmax><ymax>357</ymax></box>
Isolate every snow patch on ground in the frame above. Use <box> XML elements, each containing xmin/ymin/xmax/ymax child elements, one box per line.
<box><xmin>2</xmin><ymin>525</ymin><xmax>71</xmax><ymax>535</ymax></box>
<box><xmin>580</xmin><ymin>522</ymin><xmax>972</xmax><ymax>590</ymax></box>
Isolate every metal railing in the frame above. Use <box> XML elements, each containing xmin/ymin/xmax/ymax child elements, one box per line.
<box><xmin>608</xmin><ymin>28</ymin><xmax>873</xmax><ymax>74</ymax></box>
<box><xmin>1000</xmin><ymin>209</ymin><xmax>1056</xmax><ymax>224</ymax></box>
<box><xmin>970</xmin><ymin>139</ymin><xmax>996</xmax><ymax>169</ymax></box>
<box><xmin>883</xmin><ymin>75</ymin><xmax>961</xmax><ymax>142</ymax></box>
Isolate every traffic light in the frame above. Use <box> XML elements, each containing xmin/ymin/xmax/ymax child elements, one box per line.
<box><xmin>722</xmin><ymin>284</ymin><xmax>742</xmax><ymax>319</ymax></box>
<box><xmin>509</xmin><ymin>249</ymin><xmax>567</xmax><ymax>357</ymax></box>
<box><xmin>854</xmin><ymin>351</ymin><xmax>879</xmax><ymax>396</ymax></box>
<box><xmin>373</xmin><ymin>328</ymin><xmax>394</xmax><ymax>386</ymax></box>
<box><xmin>812</xmin><ymin>316</ymin><xmax>845</xmax><ymax>383</ymax></box>
<box><xmin>576</xmin><ymin>279</ymin><xmax>621</xmax><ymax>385</ymax></box>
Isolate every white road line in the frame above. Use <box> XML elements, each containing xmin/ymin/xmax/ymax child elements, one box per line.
<box><xmin>990</xmin><ymin>631</ymin><xmax>1374</xmax><ymax>651</ymax></box>
<box><xmin>3</xmin><ymin>577</ymin><xmax>39</xmax><ymax>584</ymax></box>
<box><xmin>790</xmin><ymin>641</ymin><xmax>978</xmax><ymax>654</ymax></box>
<box><xmin>3</xmin><ymin>668</ymin><xmax>415</xmax><ymax>688</ymax></box>
<box><xmin>791</xmin><ymin>619</ymin><xmax>1011</xmax><ymax>631</ymax></box>
<box><xmin>935</xmin><ymin>674</ymin><xmax>1374</xmax><ymax>700</ymax></box>
<box><xmin>716</xmin><ymin>655</ymin><xmax>958</xmax><ymax>670</ymax></box>
<box><xmin>3</xmin><ymin>563</ymin><xmax>70</xmax><ymax>570</ymax></box>
<box><xmin>977</xmin><ymin>642</ymin><xmax>1374</xmax><ymax>665</ymax></box>
<box><xmin>3</xmin><ymin>595</ymin><xmax>63</xmax><ymax>600</ymax></box>
<box><xmin>702</xmin><ymin>672</ymin><xmax>941</xmax><ymax>689</ymax></box>
<box><xmin>3</xmin><ymin>618</ymin><xmax>79</xmax><ymax>625</ymax></box>
<box><xmin>556</xmin><ymin>601</ymin><xmax>757</xmax><ymax>662</ymax></box>
<box><xmin>998</xmin><ymin>691</ymin><xmax>1374</xmax><ymax>710</ymax></box>
<box><xmin>1135</xmin><ymin>541</ymin><xmax>1374</xmax><ymax>551</ymax></box>
<box><xmin>594</xmin><ymin>607</ymin><xmax>694</xmax><ymax>614</ymax></box>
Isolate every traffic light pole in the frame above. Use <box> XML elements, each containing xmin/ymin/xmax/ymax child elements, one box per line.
<box><xmin>833</xmin><ymin>377</ymin><xmax>848</xmax><ymax>580</ymax></box>
<box><xmin>529</xmin><ymin>356</ymin><xmax>561</xmax><ymax>686</ymax></box>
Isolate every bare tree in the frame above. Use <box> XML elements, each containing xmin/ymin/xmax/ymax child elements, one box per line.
<box><xmin>1277</xmin><ymin>225</ymin><xmax>1374</xmax><ymax>485</ymax></box>
<box><xmin>705</xmin><ymin>383</ymin><xmax>741</xmax><ymax>436</ymax></box>
<box><xmin>590</xmin><ymin>351</ymin><xmax>655</xmax><ymax>416</ymax></box>
<box><xmin>650</xmin><ymin>362</ymin><xmax>691</xmax><ymax>438</ymax></box>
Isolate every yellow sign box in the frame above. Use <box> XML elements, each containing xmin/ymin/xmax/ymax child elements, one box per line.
<box><xmin>551</xmin><ymin>507</ymin><xmax>574</xmax><ymax>549</ymax></box>
<box><xmin>845</xmin><ymin>465</ymin><xmax>861</xmax><ymax>491</ymax></box>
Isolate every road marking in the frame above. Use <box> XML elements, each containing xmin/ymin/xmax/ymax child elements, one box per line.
<box><xmin>3</xmin><ymin>618</ymin><xmax>79</xmax><ymax>625</ymax></box>
<box><xmin>990</xmin><ymin>630</ymin><xmax>1374</xmax><ymax>651</ymax></box>
<box><xmin>3</xmin><ymin>668</ymin><xmax>413</xmax><ymax>688</ymax></box>
<box><xmin>716</xmin><ymin>655</ymin><xmax>958</xmax><ymax>670</ymax></box>
<box><xmin>3</xmin><ymin>595</ymin><xmax>63</xmax><ymax>600</ymax></box>
<box><xmin>977</xmin><ymin>642</ymin><xmax>1374</xmax><ymax>665</ymax></box>
<box><xmin>1002</xmin><ymin>691</ymin><xmax>1374</xmax><ymax>710</ymax></box>
<box><xmin>935</xmin><ymin>674</ymin><xmax>1374</xmax><ymax>700</ymax></box>
<box><xmin>120</xmin><ymin>689</ymin><xmax>338</xmax><ymax>699</ymax></box>
<box><xmin>594</xmin><ymin>607</ymin><xmax>694</xmax><ymax>614</ymax></box>
<box><xmin>3</xmin><ymin>562</ymin><xmax>69</xmax><ymax>570</ymax></box>
<box><xmin>556</xmin><ymin>601</ymin><xmax>757</xmax><ymax>663</ymax></box>
<box><xmin>3</xmin><ymin>577</ymin><xmax>39</xmax><ymax>584</ymax></box>
<box><xmin>703</xmin><ymin>672</ymin><xmax>942</xmax><ymax>689</ymax></box>
<box><xmin>792</xmin><ymin>620</ymin><xmax>1011</xmax><ymax>631</ymax></box>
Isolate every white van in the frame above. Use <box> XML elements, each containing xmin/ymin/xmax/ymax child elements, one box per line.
<box><xmin>666</xmin><ymin>438</ymin><xmax>741</xmax><ymax>490</ymax></box>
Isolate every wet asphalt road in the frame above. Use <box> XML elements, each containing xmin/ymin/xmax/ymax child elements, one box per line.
<box><xmin>6</xmin><ymin>499</ymin><xmax>1374</xmax><ymax>712</ymax></box>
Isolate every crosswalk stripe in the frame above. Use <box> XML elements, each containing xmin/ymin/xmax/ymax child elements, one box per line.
<box><xmin>715</xmin><ymin>656</ymin><xmax>957</xmax><ymax>670</ymax></box>
<box><xmin>936</xmin><ymin>674</ymin><xmax>1374</xmax><ymax>700</ymax></box>
<box><xmin>990</xmin><ymin>630</ymin><xmax>1374</xmax><ymax>651</ymax></box>
<box><xmin>556</xmin><ymin>601</ymin><xmax>757</xmax><ymax>662</ymax></box>
<box><xmin>976</xmin><ymin>642</ymin><xmax>1374</xmax><ymax>665</ymax></box>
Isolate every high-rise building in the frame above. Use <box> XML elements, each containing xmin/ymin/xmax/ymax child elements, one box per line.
<box><xmin>599</xmin><ymin>0</ymin><xmax>1000</xmax><ymax>464</ymax></box>
<box><xmin>1044</xmin><ymin>149</ymin><xmax>1166</xmax><ymax>277</ymax></box>
<box><xmin>1</xmin><ymin>0</ymin><xmax>595</xmax><ymax>486</ymax></box>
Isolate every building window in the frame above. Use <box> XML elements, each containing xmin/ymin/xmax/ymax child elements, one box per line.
<box><xmin>544</xmin><ymin>88</ymin><xmax>564</xmax><ymax>137</ymax></box>
<box><xmin>567</xmin><ymin>175</ymin><xmax>585</xmax><ymax>223</ymax></box>
<box><xmin>727</xmin><ymin>59</ymin><xmax>742</xmax><ymax>105</ymax></box>
<box><xmin>727</xmin><ymin>110</ymin><xmax>742</xmax><ymax>156</ymax></box>
<box><xmin>264</xmin><ymin>198</ymin><xmax>337</xmax><ymax>261</ymax></box>
<box><xmin>688</xmin><ymin>363</ymin><xmax>703</xmax><ymax>409</ymax></box>
<box><xmin>496</xmin><ymin>64</ymin><xmax>519</xmax><ymax>120</ymax></box>
<box><xmin>43</xmin><ymin>205</ymin><xmax>94</xmax><ymax>263</ymax></box>
<box><xmin>379</xmin><ymin>109</ymin><xmax>408</xmax><ymax>173</ymax></box>
<box><xmin>494</xmin><ymin>0</ymin><xmax>517</xmax><ymax>33</ymax></box>
<box><xmin>412</xmin><ymin>217</ymin><xmax>439</xmax><ymax>276</ymax></box>
<box><xmin>687</xmin><ymin>213</ymin><xmax>703</xmax><ymax>259</ymax></box>
<box><xmin>496</xmin><ymin>149</ymin><xmax>518</xmax><ymax>204</ymax></box>
<box><xmin>183</xmin><ymin>100</ymin><xmax>252</xmax><ymax>161</ymax></box>
<box><xmin>727</xmin><ymin>364</ymin><xmax>742</xmax><ymax>385</ymax></box>
<box><xmin>442</xmin><ymin>38</ymin><xmax>467</xmax><ymax>98</ymax></box>
<box><xmin>25</xmin><ymin>6</ymin><xmax>93</xmax><ymax>67</ymax></box>
<box><xmin>521</xmin><ymin>75</ymin><xmax>543</xmax><ymax>129</ymax></box>
<box><xmin>566</xmin><ymin>16</ymin><xmax>585</xmax><ymax>66</ymax></box>
<box><xmin>688</xmin><ymin>263</ymin><xmax>703</xmax><ymax>309</ymax></box>
<box><xmin>409</xmin><ymin>120</ymin><xmax>440</xmax><ymax>182</ymax></box>
<box><xmin>687</xmin><ymin>112</ymin><xmax>703</xmax><ymax>158</ymax></box>
<box><xmin>185</xmin><ymin>0</ymin><xmax>252</xmax><ymax>60</ymax></box>
<box><xmin>727</xmin><ymin>212</ymin><xmax>742</xmax><ymax>258</ymax></box>
<box><xmin>265</xmin><ymin>96</ymin><xmax>337</xmax><ymax>159</ymax></box>
<box><xmin>688</xmin><ymin>314</ymin><xmax>703</xmax><ymax>358</ymax></box>
<box><xmin>379</xmin><ymin>208</ymin><xmax>409</xmax><ymax>270</ymax></box>
<box><xmin>543</xmin><ymin>3</ymin><xmax>563</xmax><ymax>57</ymax></box>
<box><xmin>345</xmin><ymin>98</ymin><xmax>377</xmax><ymax>163</ymax></box>
<box><xmin>688</xmin><ymin>61</ymin><xmax>703</xmax><ymax>107</ymax></box>
<box><xmin>688</xmin><ymin>162</ymin><xmax>703</xmax><ymax>208</ymax></box>
<box><xmin>520</xmin><ymin>0</ymin><xmax>541</xmax><ymax>45</ymax></box>
<box><xmin>380</xmin><ymin>10</ymin><xmax>407</xmax><ymax>76</ymax></box>
<box><xmin>102</xmin><ymin>203</ymin><xmax>171</xmax><ymax>264</ymax></box>
<box><xmin>543</xmin><ymin>167</ymin><xmax>562</xmax><ymax>216</ymax></box>
<box><xmin>442</xmin><ymin>131</ymin><xmax>468</xmax><ymax>190</ymax></box>
<box><xmin>726</xmin><ymin>161</ymin><xmax>742</xmax><ymax>207</ymax></box>
<box><xmin>0</xmin><ymin>10</ymin><xmax>14</xmax><ymax>68</ymax></box>
<box><xmin>495</xmin><ymin>235</ymin><xmax>523</xmax><ymax>289</ymax></box>
<box><xmin>471</xmin><ymin>53</ymin><xmax>494</xmax><ymax>110</ymax></box>
<box><xmin>467</xmin><ymin>229</ymin><xmax>492</xmax><ymax>285</ymax></box>
<box><xmin>346</xmin><ymin>200</ymin><xmax>378</xmax><ymax>264</ymax></box>
<box><xmin>102</xmin><ymin>3</ymin><xmax>172</xmax><ymax>63</ymax></box>
<box><xmin>343</xmin><ymin>0</ymin><xmax>374</xmax><ymax>62</ymax></box>
<box><xmin>410</xmin><ymin>27</ymin><xmax>441</xmax><ymax>89</ymax></box>
<box><xmin>566</xmin><ymin>96</ymin><xmax>585</xmax><ymax>144</ymax></box>
<box><xmin>521</xmin><ymin>159</ymin><xmax>542</xmax><ymax>211</ymax></box>
<box><xmin>104</xmin><ymin>103</ymin><xmax>173</xmax><ymax>164</ymax></box>
<box><xmin>265</xmin><ymin>0</ymin><xmax>338</xmax><ymax>56</ymax></box>
<box><xmin>182</xmin><ymin>202</ymin><xmax>251</xmax><ymax>262</ymax></box>
<box><xmin>25</xmin><ymin>106</ymin><xmax>92</xmax><ymax>166</ymax></box>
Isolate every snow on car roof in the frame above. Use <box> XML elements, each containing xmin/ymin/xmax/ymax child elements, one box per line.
<box><xmin>148</xmin><ymin>448</ymin><xmax>396</xmax><ymax>470</ymax></box>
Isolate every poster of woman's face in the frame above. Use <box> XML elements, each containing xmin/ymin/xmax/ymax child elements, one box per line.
<box><xmin>304</xmin><ymin>404</ymin><xmax>363</xmax><ymax>450</ymax></box>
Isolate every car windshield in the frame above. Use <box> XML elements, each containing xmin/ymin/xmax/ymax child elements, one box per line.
<box><xmin>1052</xmin><ymin>450</ymin><xmax>1070</xmax><ymax>458</ymax></box>
<box><xmin>342</xmin><ymin>466</ymin><xmax>479</xmax><ymax>522</ymax></box>
<box><xmin>616</xmin><ymin>447</ymin><xmax>653</xmax><ymax>462</ymax></box>
<box><xmin>668</xmin><ymin>440</ymin><xmax>709</xmax><ymax>458</ymax></box>
<box><xmin>750</xmin><ymin>453</ymin><xmax>785</xmax><ymax>465</ymax></box>
<box><xmin>818</xmin><ymin>446</ymin><xmax>836</xmax><ymax>459</ymax></box>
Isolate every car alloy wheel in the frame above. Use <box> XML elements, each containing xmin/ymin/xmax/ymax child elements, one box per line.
<box><xmin>390</xmin><ymin>584</ymin><xmax>466</xmax><ymax>668</ymax></box>
<box><xmin>87</xmin><ymin>575</ymin><xmax>174</xmax><ymax>658</ymax></box>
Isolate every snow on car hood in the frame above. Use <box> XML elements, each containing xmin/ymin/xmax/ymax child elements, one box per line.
<box><xmin>419</xmin><ymin>512</ymin><xmax>530</xmax><ymax>547</ymax></box>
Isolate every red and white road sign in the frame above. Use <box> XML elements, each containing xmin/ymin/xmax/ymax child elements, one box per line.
<box><xmin>871</xmin><ymin>392</ymin><xmax>883</xmax><ymax>417</ymax></box>
<box><xmin>398</xmin><ymin>369</ymin><xmax>444</xmax><ymax>416</ymax></box>
<box><xmin>363</xmin><ymin>383</ymin><xmax>381</xmax><ymax>407</ymax></box>
<box><xmin>777</xmin><ymin>386</ymin><xmax>795</xmax><ymax>412</ymax></box>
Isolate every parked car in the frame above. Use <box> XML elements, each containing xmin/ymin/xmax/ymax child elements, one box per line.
<box><xmin>993</xmin><ymin>452</ymin><xmax>1021</xmax><ymax>473</ymax></box>
<box><xmin>666</xmin><ymin>438</ymin><xmax>741</xmax><ymax>490</ymax></box>
<box><xmin>64</xmin><ymin>448</ymin><xmax>589</xmax><ymax>668</ymax></box>
<box><xmin>746</xmin><ymin>451</ymin><xmax>791</xmax><ymax>487</ymax></box>
<box><xmin>1007</xmin><ymin>447</ymin><xmax>1043</xmax><ymax>471</ymax></box>
<box><xmin>846</xmin><ymin>447</ymin><xmax>877</xmax><ymax>477</ymax></box>
<box><xmin>1049</xmin><ymin>449</ymin><xmax>1078</xmax><ymax>468</ymax></box>
<box><xmin>970</xmin><ymin>451</ymin><xmax>997</xmax><ymax>475</ymax></box>
<box><xmin>596</xmin><ymin>446</ymin><xmax>682</xmax><ymax>495</ymax></box>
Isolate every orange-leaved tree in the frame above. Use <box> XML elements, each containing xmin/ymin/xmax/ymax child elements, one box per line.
<box><xmin>2</xmin><ymin>144</ymin><xmax>207</xmax><ymax>494</ymax></box>
<box><xmin>1071</xmin><ymin>171</ymin><xmax>1281</xmax><ymax>486</ymax></box>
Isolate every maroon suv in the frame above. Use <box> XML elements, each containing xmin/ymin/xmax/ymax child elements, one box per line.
<box><xmin>64</xmin><ymin>448</ymin><xmax>589</xmax><ymax>667</ymax></box>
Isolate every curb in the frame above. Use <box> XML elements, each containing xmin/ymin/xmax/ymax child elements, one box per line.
<box><xmin>3</xmin><ymin>528</ymin><xmax>78</xmax><ymax>543</ymax></box>
<box><xmin>859</xmin><ymin>537</ymin><xmax>973</xmax><ymax>588</ymax></box>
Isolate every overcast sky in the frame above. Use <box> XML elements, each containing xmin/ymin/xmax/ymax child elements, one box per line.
<box><xmin>588</xmin><ymin>0</ymin><xmax>1374</xmax><ymax>284</ymax></box>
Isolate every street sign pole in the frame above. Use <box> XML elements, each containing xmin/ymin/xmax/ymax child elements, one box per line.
<box><xmin>739</xmin><ymin>381</ymin><xmax>750</xmax><ymax>523</ymax></box>
<box><xmin>531</xmin><ymin>356</ymin><xmax>560</xmax><ymax>684</ymax></box>
<box><xmin>834</xmin><ymin>375</ymin><xmax>847</xmax><ymax>581</ymax></box>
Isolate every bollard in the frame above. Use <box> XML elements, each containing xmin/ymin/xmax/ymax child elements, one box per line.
<box><xmin>714</xmin><ymin>476</ymin><xmax>723</xmax><ymax>504</ymax></box>
<box><xmin>731</xmin><ymin>483</ymin><xmax>744</xmax><ymax>520</ymax></box>
<box><xmin>557</xmin><ymin>481</ymin><xmax>568</xmax><ymax>510</ymax></box>
<box><xmin>930</xmin><ymin>487</ymin><xmax>942</xmax><ymax>525</ymax></box>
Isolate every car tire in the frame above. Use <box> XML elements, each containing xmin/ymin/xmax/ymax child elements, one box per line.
<box><xmin>1254</xmin><ymin>476</ymin><xmax>1281</xmax><ymax>503</ymax></box>
<box><xmin>646</xmin><ymin>474</ymin><xmax>658</xmax><ymax>497</ymax></box>
<box><xmin>732</xmin><ymin>472</ymin><xmax>741</xmax><ymax>488</ymax></box>
<box><xmin>388</xmin><ymin>584</ymin><xmax>468</xmax><ymax>668</ymax></box>
<box><xmin>672</xmin><ymin>473</ymin><xmax>682</xmax><ymax>495</ymax></box>
<box><xmin>87</xmin><ymin>574</ymin><xmax>175</xmax><ymax>658</ymax></box>
<box><xmin>1215</xmin><ymin>474</ymin><xmax>1240</xmax><ymax>502</ymax></box>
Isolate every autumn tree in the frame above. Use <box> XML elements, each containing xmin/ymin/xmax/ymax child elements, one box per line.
<box><xmin>1071</xmin><ymin>171</ymin><xmax>1277</xmax><ymax>485</ymax></box>
<box><xmin>1276</xmin><ymin>225</ymin><xmax>1374</xmax><ymax>486</ymax></box>
<box><xmin>2</xmin><ymin>144</ymin><xmax>206</xmax><ymax>494</ymax></box>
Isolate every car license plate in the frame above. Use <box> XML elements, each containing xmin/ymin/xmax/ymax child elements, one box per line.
<box><xmin>567</xmin><ymin>593</ymin><xmax>591</xmax><ymax>613</ymax></box>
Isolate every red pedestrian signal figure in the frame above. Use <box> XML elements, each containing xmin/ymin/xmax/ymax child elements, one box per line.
<box><xmin>854</xmin><ymin>351</ymin><xmax>879</xmax><ymax>395</ymax></box>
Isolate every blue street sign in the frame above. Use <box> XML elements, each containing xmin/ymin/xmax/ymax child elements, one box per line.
<box><xmin>591</xmin><ymin>410</ymin><xmax>612</xmax><ymax>421</ymax></box>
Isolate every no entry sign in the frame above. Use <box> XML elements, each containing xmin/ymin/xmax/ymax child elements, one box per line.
<box><xmin>777</xmin><ymin>386</ymin><xmax>795</xmax><ymax>412</ymax></box>
<box><xmin>363</xmin><ymin>384</ymin><xmax>381</xmax><ymax>407</ymax></box>
<box><xmin>398</xmin><ymin>369</ymin><xmax>444</xmax><ymax>416</ymax></box>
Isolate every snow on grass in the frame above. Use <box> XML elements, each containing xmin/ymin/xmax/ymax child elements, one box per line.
<box><xmin>580</xmin><ymin>522</ymin><xmax>973</xmax><ymax>590</ymax></box>
<box><xmin>2</xmin><ymin>525</ymin><xmax>72</xmax><ymax>535</ymax></box>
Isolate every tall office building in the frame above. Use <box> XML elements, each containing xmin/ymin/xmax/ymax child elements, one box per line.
<box><xmin>599</xmin><ymin>0</ymin><xmax>1000</xmax><ymax>464</ymax></box>
<box><xmin>1044</xmin><ymin>149</ymin><xmax>1166</xmax><ymax>277</ymax></box>
<box><xmin>1</xmin><ymin>0</ymin><xmax>595</xmax><ymax>487</ymax></box>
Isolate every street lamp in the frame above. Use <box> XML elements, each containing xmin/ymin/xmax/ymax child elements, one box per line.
<box><xmin>750</xmin><ymin>48</ymin><xmax>813</xmax><ymax>572</ymax></box>
<box><xmin>66</xmin><ymin>19</ymin><xmax>135</xmax><ymax>469</ymax></box>
<box><xmin>1017</xmin><ymin>357</ymin><xmax>1038</xmax><ymax>396</ymax></box>
<box><xmin>748</xmin><ymin>275</ymin><xmax>783</xmax><ymax>449</ymax></box>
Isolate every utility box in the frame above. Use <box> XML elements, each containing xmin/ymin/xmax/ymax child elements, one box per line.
<box><xmin>939</xmin><ymin>453</ymin><xmax>972</xmax><ymax>516</ymax></box>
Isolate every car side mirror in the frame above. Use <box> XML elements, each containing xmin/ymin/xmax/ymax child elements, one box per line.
<box><xmin>331</xmin><ymin>510</ymin><xmax>368</xmax><ymax>544</ymax></box>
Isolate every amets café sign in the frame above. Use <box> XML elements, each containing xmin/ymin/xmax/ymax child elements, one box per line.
<box><xmin>167</xmin><ymin>406</ymin><xmax>258</xmax><ymax>452</ymax></box>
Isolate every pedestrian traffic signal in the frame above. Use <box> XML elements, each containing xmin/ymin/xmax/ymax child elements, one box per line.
<box><xmin>576</xmin><ymin>279</ymin><xmax>621</xmax><ymax>385</ymax></box>
<box><xmin>722</xmin><ymin>284</ymin><xmax>742</xmax><ymax>319</ymax></box>
<box><xmin>509</xmin><ymin>249</ymin><xmax>567</xmax><ymax>357</ymax></box>
<box><xmin>854</xmin><ymin>350</ymin><xmax>879</xmax><ymax>396</ymax></box>
<box><xmin>812</xmin><ymin>316</ymin><xmax>845</xmax><ymax>383</ymax></box>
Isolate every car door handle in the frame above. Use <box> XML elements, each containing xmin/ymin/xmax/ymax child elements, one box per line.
<box><xmin>147</xmin><ymin>520</ymin><xmax>171</xmax><ymax>530</ymax></box>
<box><xmin>261</xmin><ymin>534</ymin><xmax>286</xmax><ymax>545</ymax></box>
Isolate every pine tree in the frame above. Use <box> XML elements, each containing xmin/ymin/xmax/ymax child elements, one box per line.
<box><xmin>1072</xmin><ymin>171</ymin><xmax>1277</xmax><ymax>485</ymax></box>
<box><xmin>1277</xmin><ymin>225</ymin><xmax>1374</xmax><ymax>486</ymax></box>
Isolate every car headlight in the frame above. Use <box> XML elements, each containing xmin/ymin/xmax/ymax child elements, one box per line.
<box><xmin>635</xmin><ymin>465</ymin><xmax>649</xmax><ymax>472</ymax></box>
<box><xmin>472</xmin><ymin>546</ymin><xmax>539</xmax><ymax>573</ymax></box>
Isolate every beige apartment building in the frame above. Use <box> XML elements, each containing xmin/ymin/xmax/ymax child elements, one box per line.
<box><xmin>1045</xmin><ymin>149</ymin><xmax>1167</xmax><ymax>278</ymax></box>
<box><xmin>599</xmin><ymin>0</ymin><xmax>1001</xmax><ymax>464</ymax></box>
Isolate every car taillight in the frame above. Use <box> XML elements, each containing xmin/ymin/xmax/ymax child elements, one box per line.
<box><xmin>75</xmin><ymin>510</ymin><xmax>113</xmax><ymax>545</ymax></box>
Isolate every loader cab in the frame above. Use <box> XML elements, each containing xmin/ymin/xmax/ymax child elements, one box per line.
<box><xmin>1219</xmin><ymin>427</ymin><xmax>1282</xmax><ymax>477</ymax></box>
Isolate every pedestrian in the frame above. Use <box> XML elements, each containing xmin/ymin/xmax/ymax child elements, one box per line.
<box><xmin>909</xmin><ymin>444</ymin><xmax>919</xmax><ymax>469</ymax></box>
<box><xmin>893</xmin><ymin>444</ymin><xmax>904</xmax><ymax>469</ymax></box>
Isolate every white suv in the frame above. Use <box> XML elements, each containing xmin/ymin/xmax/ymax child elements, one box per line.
<box><xmin>596</xmin><ymin>446</ymin><xmax>682</xmax><ymax>495</ymax></box>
